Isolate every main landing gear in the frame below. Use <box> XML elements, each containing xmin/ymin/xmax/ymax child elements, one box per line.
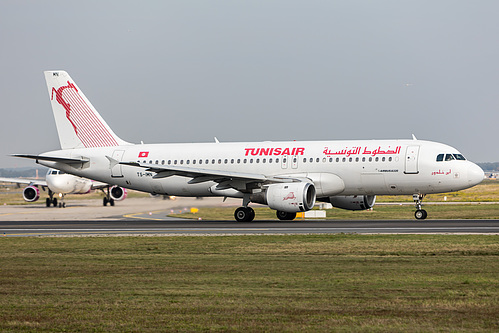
<box><xmin>101</xmin><ymin>186</ymin><xmax>115</xmax><ymax>206</ymax></box>
<box><xmin>45</xmin><ymin>190</ymin><xmax>65</xmax><ymax>208</ymax></box>
<box><xmin>276</xmin><ymin>211</ymin><xmax>296</xmax><ymax>221</ymax></box>
<box><xmin>413</xmin><ymin>194</ymin><xmax>427</xmax><ymax>220</ymax></box>
<box><xmin>234</xmin><ymin>206</ymin><xmax>255</xmax><ymax>222</ymax></box>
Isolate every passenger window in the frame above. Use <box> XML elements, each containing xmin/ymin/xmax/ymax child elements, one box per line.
<box><xmin>329</xmin><ymin>157</ymin><xmax>333</xmax><ymax>162</ymax></box>
<box><xmin>436</xmin><ymin>154</ymin><xmax>444</xmax><ymax>162</ymax></box>
<box><xmin>445</xmin><ymin>154</ymin><xmax>455</xmax><ymax>161</ymax></box>
<box><xmin>186</xmin><ymin>160</ymin><xmax>190</xmax><ymax>164</ymax></box>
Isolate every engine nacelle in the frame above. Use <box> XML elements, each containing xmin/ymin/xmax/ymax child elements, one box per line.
<box><xmin>110</xmin><ymin>186</ymin><xmax>127</xmax><ymax>201</ymax></box>
<box><xmin>23</xmin><ymin>186</ymin><xmax>40</xmax><ymax>202</ymax></box>
<box><xmin>327</xmin><ymin>195</ymin><xmax>376</xmax><ymax>211</ymax></box>
<box><xmin>251</xmin><ymin>182</ymin><xmax>316</xmax><ymax>213</ymax></box>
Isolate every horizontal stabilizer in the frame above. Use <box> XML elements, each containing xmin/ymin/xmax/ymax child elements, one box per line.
<box><xmin>13</xmin><ymin>154</ymin><xmax>89</xmax><ymax>165</ymax></box>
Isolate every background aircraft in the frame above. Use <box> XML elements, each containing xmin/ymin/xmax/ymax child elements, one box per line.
<box><xmin>0</xmin><ymin>168</ymin><xmax>127</xmax><ymax>207</ymax></box>
<box><xmin>14</xmin><ymin>71</ymin><xmax>483</xmax><ymax>220</ymax></box>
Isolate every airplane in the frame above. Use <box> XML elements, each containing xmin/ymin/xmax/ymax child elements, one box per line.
<box><xmin>0</xmin><ymin>168</ymin><xmax>127</xmax><ymax>208</ymax></box>
<box><xmin>13</xmin><ymin>70</ymin><xmax>484</xmax><ymax>221</ymax></box>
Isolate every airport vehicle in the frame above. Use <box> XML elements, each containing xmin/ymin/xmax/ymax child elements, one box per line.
<box><xmin>14</xmin><ymin>71</ymin><xmax>483</xmax><ymax>220</ymax></box>
<box><xmin>0</xmin><ymin>168</ymin><xmax>127</xmax><ymax>207</ymax></box>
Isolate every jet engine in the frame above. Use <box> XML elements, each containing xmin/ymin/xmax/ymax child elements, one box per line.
<box><xmin>251</xmin><ymin>182</ymin><xmax>316</xmax><ymax>213</ymax></box>
<box><xmin>23</xmin><ymin>186</ymin><xmax>40</xmax><ymax>202</ymax></box>
<box><xmin>110</xmin><ymin>186</ymin><xmax>127</xmax><ymax>201</ymax></box>
<box><xmin>326</xmin><ymin>195</ymin><xmax>376</xmax><ymax>210</ymax></box>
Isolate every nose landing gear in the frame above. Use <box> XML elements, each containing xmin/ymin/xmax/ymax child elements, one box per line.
<box><xmin>413</xmin><ymin>194</ymin><xmax>427</xmax><ymax>220</ymax></box>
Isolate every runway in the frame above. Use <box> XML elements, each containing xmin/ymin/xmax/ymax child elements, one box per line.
<box><xmin>1</xmin><ymin>220</ymin><xmax>499</xmax><ymax>237</ymax></box>
<box><xmin>1</xmin><ymin>198</ymin><xmax>498</xmax><ymax>236</ymax></box>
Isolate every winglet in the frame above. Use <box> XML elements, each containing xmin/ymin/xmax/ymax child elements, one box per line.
<box><xmin>412</xmin><ymin>134</ymin><xmax>418</xmax><ymax>140</ymax></box>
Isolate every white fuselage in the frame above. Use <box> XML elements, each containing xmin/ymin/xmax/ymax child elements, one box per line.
<box><xmin>45</xmin><ymin>170</ymin><xmax>92</xmax><ymax>195</ymax></box>
<box><xmin>37</xmin><ymin>139</ymin><xmax>484</xmax><ymax>198</ymax></box>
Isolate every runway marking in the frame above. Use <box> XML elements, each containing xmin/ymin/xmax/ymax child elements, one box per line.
<box><xmin>123</xmin><ymin>210</ymin><xmax>170</xmax><ymax>221</ymax></box>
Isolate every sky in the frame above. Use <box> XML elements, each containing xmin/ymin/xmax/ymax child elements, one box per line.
<box><xmin>1</xmin><ymin>1</ymin><xmax>498</xmax><ymax>168</ymax></box>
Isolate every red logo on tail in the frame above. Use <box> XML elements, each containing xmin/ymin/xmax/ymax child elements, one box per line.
<box><xmin>51</xmin><ymin>81</ymin><xmax>78</xmax><ymax>134</ymax></box>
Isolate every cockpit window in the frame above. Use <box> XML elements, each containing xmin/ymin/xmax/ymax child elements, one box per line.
<box><xmin>50</xmin><ymin>170</ymin><xmax>58</xmax><ymax>175</ymax></box>
<box><xmin>437</xmin><ymin>153</ymin><xmax>466</xmax><ymax>162</ymax></box>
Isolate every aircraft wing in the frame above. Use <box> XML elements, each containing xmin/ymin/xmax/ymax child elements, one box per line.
<box><xmin>90</xmin><ymin>180</ymin><xmax>112</xmax><ymax>190</ymax></box>
<box><xmin>120</xmin><ymin>161</ymin><xmax>300</xmax><ymax>189</ymax></box>
<box><xmin>0</xmin><ymin>177</ymin><xmax>48</xmax><ymax>188</ymax></box>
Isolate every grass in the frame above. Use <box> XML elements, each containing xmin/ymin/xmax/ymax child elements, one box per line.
<box><xmin>1</xmin><ymin>179</ymin><xmax>498</xmax><ymax>206</ymax></box>
<box><xmin>0</xmin><ymin>235</ymin><xmax>498</xmax><ymax>332</ymax></box>
<box><xmin>0</xmin><ymin>185</ymin><xmax>150</xmax><ymax>205</ymax></box>
<box><xmin>172</xmin><ymin>204</ymin><xmax>499</xmax><ymax>220</ymax></box>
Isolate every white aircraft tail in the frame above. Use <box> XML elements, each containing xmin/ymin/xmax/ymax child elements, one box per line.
<box><xmin>44</xmin><ymin>71</ymin><xmax>130</xmax><ymax>149</ymax></box>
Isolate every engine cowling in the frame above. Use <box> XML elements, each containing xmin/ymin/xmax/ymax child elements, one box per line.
<box><xmin>110</xmin><ymin>186</ymin><xmax>127</xmax><ymax>201</ymax></box>
<box><xmin>327</xmin><ymin>195</ymin><xmax>376</xmax><ymax>211</ymax></box>
<box><xmin>23</xmin><ymin>186</ymin><xmax>40</xmax><ymax>202</ymax></box>
<box><xmin>251</xmin><ymin>182</ymin><xmax>316</xmax><ymax>213</ymax></box>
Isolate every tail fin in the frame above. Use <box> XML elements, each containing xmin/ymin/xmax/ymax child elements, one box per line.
<box><xmin>44</xmin><ymin>71</ymin><xmax>130</xmax><ymax>149</ymax></box>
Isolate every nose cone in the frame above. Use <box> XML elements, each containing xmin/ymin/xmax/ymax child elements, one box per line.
<box><xmin>467</xmin><ymin>163</ymin><xmax>484</xmax><ymax>186</ymax></box>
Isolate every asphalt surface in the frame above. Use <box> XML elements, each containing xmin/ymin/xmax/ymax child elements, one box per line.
<box><xmin>1</xmin><ymin>198</ymin><xmax>498</xmax><ymax>236</ymax></box>
<box><xmin>1</xmin><ymin>219</ymin><xmax>499</xmax><ymax>237</ymax></box>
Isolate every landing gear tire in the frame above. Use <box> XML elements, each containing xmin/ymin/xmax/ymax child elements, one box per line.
<box><xmin>103</xmin><ymin>197</ymin><xmax>108</xmax><ymax>206</ymax></box>
<box><xmin>52</xmin><ymin>198</ymin><xmax>58</xmax><ymax>207</ymax></box>
<box><xmin>276</xmin><ymin>211</ymin><xmax>296</xmax><ymax>221</ymax></box>
<box><xmin>234</xmin><ymin>207</ymin><xmax>255</xmax><ymax>222</ymax></box>
<box><xmin>415</xmin><ymin>209</ymin><xmax>427</xmax><ymax>220</ymax></box>
<box><xmin>46</xmin><ymin>198</ymin><xmax>51</xmax><ymax>207</ymax></box>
